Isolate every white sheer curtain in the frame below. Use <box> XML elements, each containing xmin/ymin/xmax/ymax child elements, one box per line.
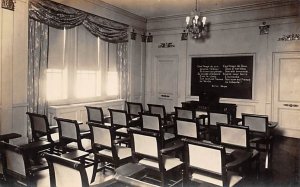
<box><xmin>46</xmin><ymin>26</ymin><xmax>124</xmax><ymax>103</ymax></box>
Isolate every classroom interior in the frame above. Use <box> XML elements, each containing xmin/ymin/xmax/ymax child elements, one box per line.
<box><xmin>1</xmin><ymin>0</ymin><xmax>300</xmax><ymax>186</ymax></box>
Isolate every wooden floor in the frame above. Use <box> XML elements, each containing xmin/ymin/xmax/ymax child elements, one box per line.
<box><xmin>238</xmin><ymin>136</ymin><xmax>300</xmax><ymax>187</ymax></box>
<box><xmin>1</xmin><ymin>136</ymin><xmax>300</xmax><ymax>186</ymax></box>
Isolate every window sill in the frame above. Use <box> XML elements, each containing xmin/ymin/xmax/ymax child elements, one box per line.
<box><xmin>48</xmin><ymin>99</ymin><xmax>125</xmax><ymax>109</ymax></box>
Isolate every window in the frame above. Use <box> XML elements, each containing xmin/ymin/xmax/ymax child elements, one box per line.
<box><xmin>76</xmin><ymin>70</ymin><xmax>101</xmax><ymax>98</ymax></box>
<box><xmin>47</xmin><ymin>26</ymin><xmax>120</xmax><ymax>104</ymax></box>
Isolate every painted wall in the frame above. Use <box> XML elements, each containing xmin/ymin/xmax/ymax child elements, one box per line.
<box><xmin>145</xmin><ymin>1</ymin><xmax>300</xmax><ymax>137</ymax></box>
<box><xmin>0</xmin><ymin>0</ymin><xmax>146</xmax><ymax>141</ymax></box>
<box><xmin>0</xmin><ymin>0</ymin><xmax>28</xmax><ymax>141</ymax></box>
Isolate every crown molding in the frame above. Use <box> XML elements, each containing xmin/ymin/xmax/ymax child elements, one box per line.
<box><xmin>87</xmin><ymin>0</ymin><xmax>146</xmax><ymax>23</ymax></box>
<box><xmin>147</xmin><ymin>0</ymin><xmax>299</xmax><ymax>22</ymax></box>
<box><xmin>147</xmin><ymin>15</ymin><xmax>300</xmax><ymax>34</ymax></box>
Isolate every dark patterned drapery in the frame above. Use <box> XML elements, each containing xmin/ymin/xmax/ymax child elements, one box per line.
<box><xmin>29</xmin><ymin>0</ymin><xmax>128</xmax><ymax>43</ymax></box>
<box><xmin>117</xmin><ymin>43</ymin><xmax>129</xmax><ymax>100</ymax></box>
<box><xmin>27</xmin><ymin>19</ymin><xmax>49</xmax><ymax>139</ymax></box>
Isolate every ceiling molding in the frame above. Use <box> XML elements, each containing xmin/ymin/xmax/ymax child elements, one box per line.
<box><xmin>88</xmin><ymin>0</ymin><xmax>147</xmax><ymax>22</ymax></box>
<box><xmin>147</xmin><ymin>15</ymin><xmax>300</xmax><ymax>35</ymax></box>
<box><xmin>147</xmin><ymin>0</ymin><xmax>299</xmax><ymax>21</ymax></box>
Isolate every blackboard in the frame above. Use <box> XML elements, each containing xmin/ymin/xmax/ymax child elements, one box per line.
<box><xmin>191</xmin><ymin>55</ymin><xmax>253</xmax><ymax>99</ymax></box>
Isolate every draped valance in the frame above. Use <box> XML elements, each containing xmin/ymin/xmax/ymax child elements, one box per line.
<box><xmin>29</xmin><ymin>0</ymin><xmax>128</xmax><ymax>43</ymax></box>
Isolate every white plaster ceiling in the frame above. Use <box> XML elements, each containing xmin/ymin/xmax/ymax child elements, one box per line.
<box><xmin>101</xmin><ymin>0</ymin><xmax>282</xmax><ymax>18</ymax></box>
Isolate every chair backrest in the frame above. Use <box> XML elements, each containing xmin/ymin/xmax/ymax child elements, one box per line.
<box><xmin>85</xmin><ymin>106</ymin><xmax>105</xmax><ymax>124</ymax></box>
<box><xmin>55</xmin><ymin>118</ymin><xmax>80</xmax><ymax>142</ymax></box>
<box><xmin>126</xmin><ymin>102</ymin><xmax>143</xmax><ymax>117</ymax></box>
<box><xmin>242</xmin><ymin>113</ymin><xmax>268</xmax><ymax>133</ymax></box>
<box><xmin>218</xmin><ymin>124</ymin><xmax>249</xmax><ymax>149</ymax></box>
<box><xmin>129</xmin><ymin>128</ymin><xmax>160</xmax><ymax>160</ymax></box>
<box><xmin>174</xmin><ymin>107</ymin><xmax>196</xmax><ymax>120</ymax></box>
<box><xmin>26</xmin><ymin>112</ymin><xmax>50</xmax><ymax>141</ymax></box>
<box><xmin>141</xmin><ymin>113</ymin><xmax>162</xmax><ymax>132</ymax></box>
<box><xmin>147</xmin><ymin>104</ymin><xmax>167</xmax><ymax>119</ymax></box>
<box><xmin>0</xmin><ymin>142</ymin><xmax>28</xmax><ymax>178</ymax></box>
<box><xmin>183</xmin><ymin>139</ymin><xmax>227</xmax><ymax>186</ymax></box>
<box><xmin>208</xmin><ymin>111</ymin><xmax>230</xmax><ymax>126</ymax></box>
<box><xmin>89</xmin><ymin>124</ymin><xmax>113</xmax><ymax>149</ymax></box>
<box><xmin>175</xmin><ymin>119</ymin><xmax>198</xmax><ymax>139</ymax></box>
<box><xmin>44</xmin><ymin>153</ymin><xmax>89</xmax><ymax>187</ymax></box>
<box><xmin>109</xmin><ymin>109</ymin><xmax>129</xmax><ymax>128</ymax></box>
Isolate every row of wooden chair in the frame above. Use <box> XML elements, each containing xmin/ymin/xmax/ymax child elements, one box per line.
<box><xmin>0</xmin><ymin>101</ymin><xmax>273</xmax><ymax>186</ymax></box>
<box><xmin>41</xmin><ymin>120</ymin><xmax>261</xmax><ymax>187</ymax></box>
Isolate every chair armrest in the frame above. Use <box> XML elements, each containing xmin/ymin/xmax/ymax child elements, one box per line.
<box><xmin>104</xmin><ymin>116</ymin><xmax>111</xmax><ymax>123</ymax></box>
<box><xmin>162</xmin><ymin>123</ymin><xmax>174</xmax><ymax>128</ymax></box>
<box><xmin>86</xmin><ymin>121</ymin><xmax>101</xmax><ymax>125</ymax></box>
<box><xmin>160</xmin><ymin>142</ymin><xmax>184</xmax><ymax>155</ymax></box>
<box><xmin>166</xmin><ymin>113</ymin><xmax>174</xmax><ymax>121</ymax></box>
<box><xmin>114</xmin><ymin>137</ymin><xmax>131</xmax><ymax>144</ymax></box>
<box><xmin>231</xmin><ymin>118</ymin><xmax>242</xmax><ymax>125</ymax></box>
<box><xmin>28</xmin><ymin>164</ymin><xmax>49</xmax><ymax>175</ymax></box>
<box><xmin>49</xmin><ymin>125</ymin><xmax>58</xmax><ymax>130</ymax></box>
<box><xmin>225</xmin><ymin>150</ymin><xmax>252</xmax><ymax>170</ymax></box>
<box><xmin>198</xmin><ymin>114</ymin><xmax>208</xmax><ymax>119</ymax></box>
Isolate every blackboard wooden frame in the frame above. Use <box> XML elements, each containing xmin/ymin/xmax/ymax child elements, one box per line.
<box><xmin>188</xmin><ymin>54</ymin><xmax>255</xmax><ymax>100</ymax></box>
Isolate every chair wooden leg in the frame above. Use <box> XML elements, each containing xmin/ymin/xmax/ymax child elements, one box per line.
<box><xmin>91</xmin><ymin>159</ymin><xmax>98</xmax><ymax>183</ymax></box>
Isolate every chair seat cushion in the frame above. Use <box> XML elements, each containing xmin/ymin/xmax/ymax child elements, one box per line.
<box><xmin>104</xmin><ymin>123</ymin><xmax>111</xmax><ymax>126</ymax></box>
<box><xmin>98</xmin><ymin>149</ymin><xmax>112</xmax><ymax>157</ymax></box>
<box><xmin>116</xmin><ymin>146</ymin><xmax>131</xmax><ymax>159</ymax></box>
<box><xmin>79</xmin><ymin>124</ymin><xmax>90</xmax><ymax>132</ymax></box>
<box><xmin>116</xmin><ymin>127</ymin><xmax>128</xmax><ymax>134</ymax></box>
<box><xmin>139</xmin><ymin>157</ymin><xmax>182</xmax><ymax>171</ymax></box>
<box><xmin>192</xmin><ymin>171</ymin><xmax>243</xmax><ymax>187</ymax></box>
<box><xmin>40</xmin><ymin>132</ymin><xmax>59</xmax><ymax>142</ymax></box>
<box><xmin>97</xmin><ymin>147</ymin><xmax>131</xmax><ymax>160</ymax></box>
<box><xmin>139</xmin><ymin>158</ymin><xmax>159</xmax><ymax>169</ymax></box>
<box><xmin>164</xmin><ymin>157</ymin><xmax>183</xmax><ymax>170</ymax></box>
<box><xmin>67</xmin><ymin>139</ymin><xmax>92</xmax><ymax>151</ymax></box>
<box><xmin>164</xmin><ymin>132</ymin><xmax>175</xmax><ymax>141</ymax></box>
<box><xmin>35</xmin><ymin>168</ymin><xmax>51</xmax><ymax>187</ymax></box>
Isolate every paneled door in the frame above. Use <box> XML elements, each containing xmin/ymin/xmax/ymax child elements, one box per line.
<box><xmin>272</xmin><ymin>52</ymin><xmax>300</xmax><ymax>138</ymax></box>
<box><xmin>153</xmin><ymin>55</ymin><xmax>178</xmax><ymax>113</ymax></box>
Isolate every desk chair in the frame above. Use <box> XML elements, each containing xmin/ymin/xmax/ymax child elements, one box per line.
<box><xmin>126</xmin><ymin>101</ymin><xmax>144</xmax><ymax>119</ymax></box>
<box><xmin>89</xmin><ymin>124</ymin><xmax>132</xmax><ymax>183</ymax></box>
<box><xmin>217</xmin><ymin>124</ymin><xmax>260</xmax><ymax>174</ymax></box>
<box><xmin>241</xmin><ymin>113</ymin><xmax>273</xmax><ymax>168</ymax></box>
<box><xmin>182</xmin><ymin>139</ymin><xmax>243</xmax><ymax>187</ymax></box>
<box><xmin>108</xmin><ymin>109</ymin><xmax>140</xmax><ymax>138</ymax></box>
<box><xmin>175</xmin><ymin>118</ymin><xmax>205</xmax><ymax>140</ymax></box>
<box><xmin>141</xmin><ymin>113</ymin><xmax>176</xmax><ymax>148</ymax></box>
<box><xmin>55</xmin><ymin>118</ymin><xmax>92</xmax><ymax>153</ymax></box>
<box><xmin>27</xmin><ymin>112</ymin><xmax>59</xmax><ymax>144</ymax></box>
<box><xmin>207</xmin><ymin>111</ymin><xmax>230</xmax><ymax>142</ymax></box>
<box><xmin>174</xmin><ymin>107</ymin><xmax>196</xmax><ymax>120</ymax></box>
<box><xmin>0</xmin><ymin>142</ymin><xmax>49</xmax><ymax>187</ymax></box>
<box><xmin>85</xmin><ymin>106</ymin><xmax>111</xmax><ymax>126</ymax></box>
<box><xmin>44</xmin><ymin>153</ymin><xmax>104</xmax><ymax>187</ymax></box>
<box><xmin>147</xmin><ymin>104</ymin><xmax>174</xmax><ymax>131</ymax></box>
<box><xmin>128</xmin><ymin>128</ymin><xmax>184</xmax><ymax>186</ymax></box>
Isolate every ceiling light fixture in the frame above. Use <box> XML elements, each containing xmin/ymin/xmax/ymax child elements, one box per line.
<box><xmin>185</xmin><ymin>0</ymin><xmax>208</xmax><ymax>39</ymax></box>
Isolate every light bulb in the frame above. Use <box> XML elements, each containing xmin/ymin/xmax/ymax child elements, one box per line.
<box><xmin>202</xmin><ymin>17</ymin><xmax>206</xmax><ymax>25</ymax></box>
<box><xmin>195</xmin><ymin>15</ymin><xmax>199</xmax><ymax>23</ymax></box>
<box><xmin>186</xmin><ymin>16</ymin><xmax>190</xmax><ymax>24</ymax></box>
